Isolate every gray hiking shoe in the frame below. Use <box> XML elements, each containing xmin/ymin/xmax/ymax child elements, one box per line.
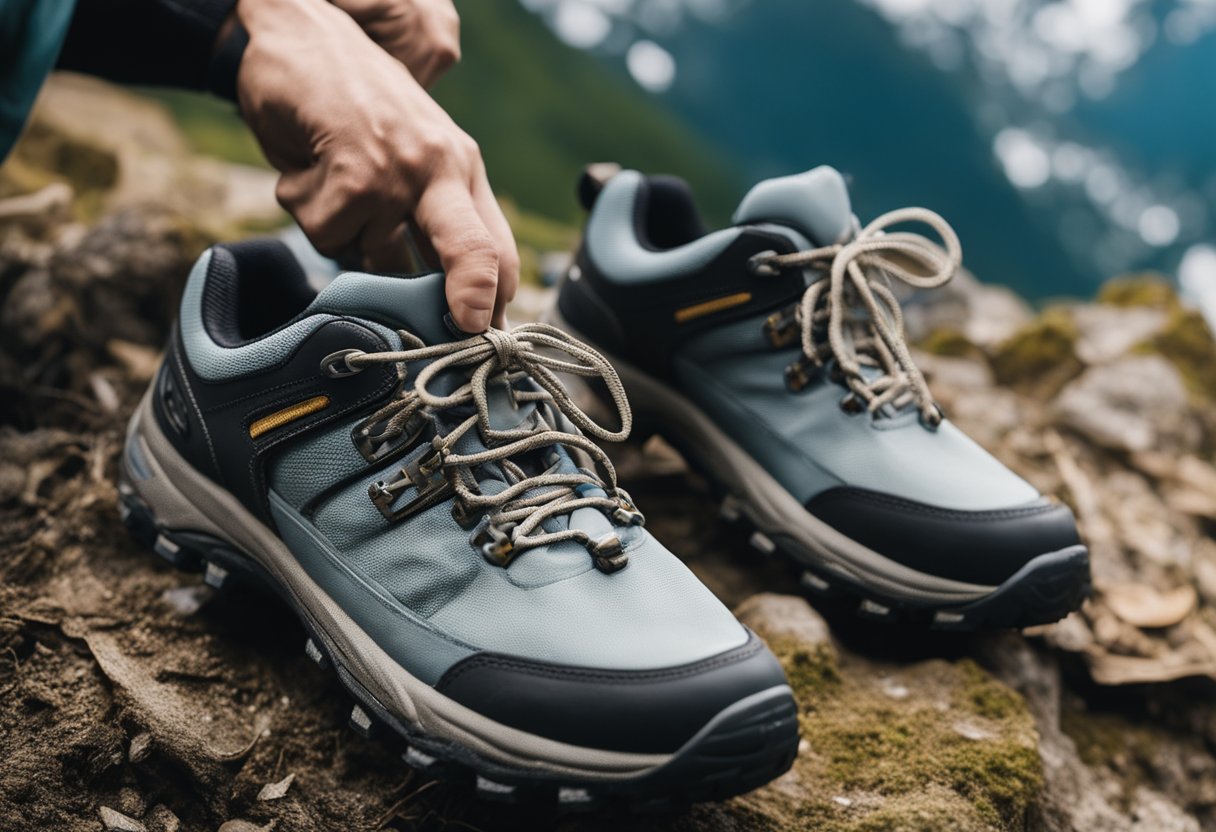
<box><xmin>119</xmin><ymin>240</ymin><xmax>798</xmax><ymax>806</ymax></box>
<box><xmin>553</xmin><ymin>165</ymin><xmax>1091</xmax><ymax>630</ymax></box>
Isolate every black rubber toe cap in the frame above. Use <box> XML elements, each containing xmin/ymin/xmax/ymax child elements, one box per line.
<box><xmin>434</xmin><ymin>630</ymin><xmax>789</xmax><ymax>754</ymax></box>
<box><xmin>806</xmin><ymin>487</ymin><xmax>1082</xmax><ymax>586</ymax></box>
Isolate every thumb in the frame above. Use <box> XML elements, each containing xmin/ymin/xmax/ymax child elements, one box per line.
<box><xmin>414</xmin><ymin>180</ymin><xmax>499</xmax><ymax>333</ymax></box>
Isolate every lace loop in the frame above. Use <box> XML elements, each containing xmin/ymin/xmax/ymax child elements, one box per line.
<box><xmin>346</xmin><ymin>324</ymin><xmax>638</xmax><ymax>571</ymax></box>
<box><xmin>752</xmin><ymin>207</ymin><xmax>961</xmax><ymax>424</ymax></box>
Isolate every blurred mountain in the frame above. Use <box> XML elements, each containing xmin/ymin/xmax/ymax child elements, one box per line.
<box><xmin>651</xmin><ymin>0</ymin><xmax>1089</xmax><ymax>299</ymax></box>
<box><xmin>432</xmin><ymin>0</ymin><xmax>740</xmax><ymax>224</ymax></box>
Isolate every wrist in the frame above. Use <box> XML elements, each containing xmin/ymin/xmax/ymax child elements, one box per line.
<box><xmin>238</xmin><ymin>0</ymin><xmax>339</xmax><ymax>31</ymax></box>
<box><xmin>208</xmin><ymin>15</ymin><xmax>249</xmax><ymax>102</ymax></box>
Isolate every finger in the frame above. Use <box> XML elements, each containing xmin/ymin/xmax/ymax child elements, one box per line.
<box><xmin>471</xmin><ymin>171</ymin><xmax>520</xmax><ymax>329</ymax></box>
<box><xmin>406</xmin><ymin>219</ymin><xmax>440</xmax><ymax>271</ymax></box>
<box><xmin>414</xmin><ymin>179</ymin><xmax>499</xmax><ymax>333</ymax></box>
<box><xmin>360</xmin><ymin>218</ymin><xmax>412</xmax><ymax>273</ymax></box>
<box><xmin>277</xmin><ymin>165</ymin><xmax>370</xmax><ymax>258</ymax></box>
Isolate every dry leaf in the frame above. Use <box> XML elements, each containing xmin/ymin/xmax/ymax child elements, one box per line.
<box><xmin>1101</xmin><ymin>583</ymin><xmax>1197</xmax><ymax>629</ymax></box>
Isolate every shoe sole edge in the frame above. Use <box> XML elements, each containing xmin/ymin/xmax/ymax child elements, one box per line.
<box><xmin>120</xmin><ymin>390</ymin><xmax>800</xmax><ymax>805</ymax></box>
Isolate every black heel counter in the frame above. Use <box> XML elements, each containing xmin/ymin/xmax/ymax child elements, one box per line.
<box><xmin>556</xmin><ymin>247</ymin><xmax>630</xmax><ymax>359</ymax></box>
<box><xmin>151</xmin><ymin>325</ymin><xmax>223</xmax><ymax>486</ymax></box>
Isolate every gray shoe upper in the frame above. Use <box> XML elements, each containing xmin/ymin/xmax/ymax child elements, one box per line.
<box><xmin>174</xmin><ymin>251</ymin><xmax>750</xmax><ymax>686</ymax></box>
<box><xmin>580</xmin><ymin>166</ymin><xmax>1040</xmax><ymax>513</ymax></box>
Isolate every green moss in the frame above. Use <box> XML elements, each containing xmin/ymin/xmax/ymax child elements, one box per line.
<box><xmin>1146</xmin><ymin>308</ymin><xmax>1216</xmax><ymax>400</ymax></box>
<box><xmin>135</xmin><ymin>89</ymin><xmax>268</xmax><ymax>169</ymax></box>
<box><xmin>990</xmin><ymin>307</ymin><xmax>1080</xmax><ymax>391</ymax></box>
<box><xmin>1097</xmin><ymin>275</ymin><xmax>1179</xmax><ymax>310</ymax></box>
<box><xmin>919</xmin><ymin>328</ymin><xmax>981</xmax><ymax>359</ymax></box>
<box><xmin>787</xmin><ymin>659</ymin><xmax>1041</xmax><ymax>830</ymax></box>
<box><xmin>768</xmin><ymin>637</ymin><xmax>842</xmax><ymax>707</ymax></box>
<box><xmin>499</xmin><ymin>199</ymin><xmax>580</xmax><ymax>286</ymax></box>
<box><xmin>956</xmin><ymin>660</ymin><xmax>1024</xmax><ymax>721</ymax></box>
<box><xmin>11</xmin><ymin>122</ymin><xmax>119</xmax><ymax>195</ymax></box>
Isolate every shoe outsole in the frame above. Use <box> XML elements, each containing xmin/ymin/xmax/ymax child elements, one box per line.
<box><xmin>117</xmin><ymin>483</ymin><xmax>801</xmax><ymax>811</ymax></box>
<box><xmin>718</xmin><ymin>493</ymin><xmax>1092</xmax><ymax>631</ymax></box>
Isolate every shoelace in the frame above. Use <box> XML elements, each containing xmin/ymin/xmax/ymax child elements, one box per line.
<box><xmin>751</xmin><ymin>207</ymin><xmax>962</xmax><ymax>425</ymax></box>
<box><xmin>329</xmin><ymin>323</ymin><xmax>641</xmax><ymax>572</ymax></box>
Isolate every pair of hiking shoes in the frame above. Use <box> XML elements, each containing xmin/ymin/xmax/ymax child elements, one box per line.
<box><xmin>119</xmin><ymin>165</ymin><xmax>1091</xmax><ymax>807</ymax></box>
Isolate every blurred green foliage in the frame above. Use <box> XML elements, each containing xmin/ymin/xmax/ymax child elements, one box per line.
<box><xmin>136</xmin><ymin>0</ymin><xmax>741</xmax><ymax>232</ymax></box>
<box><xmin>138</xmin><ymin>88</ymin><xmax>267</xmax><ymax>168</ymax></box>
<box><xmin>434</xmin><ymin>0</ymin><xmax>739</xmax><ymax>225</ymax></box>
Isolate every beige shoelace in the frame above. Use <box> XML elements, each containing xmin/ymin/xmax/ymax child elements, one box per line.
<box><xmin>751</xmin><ymin>207</ymin><xmax>962</xmax><ymax>424</ymax></box>
<box><xmin>337</xmin><ymin>323</ymin><xmax>641</xmax><ymax>571</ymax></box>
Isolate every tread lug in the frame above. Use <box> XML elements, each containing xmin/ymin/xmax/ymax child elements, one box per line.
<box><xmin>719</xmin><ymin>494</ymin><xmax>742</xmax><ymax>523</ymax></box>
<box><xmin>799</xmin><ymin>570</ymin><xmax>832</xmax><ymax>595</ymax></box>
<box><xmin>748</xmin><ymin>531</ymin><xmax>776</xmax><ymax>555</ymax></box>
<box><xmin>203</xmin><ymin>561</ymin><xmax>230</xmax><ymax>590</ymax></box>
<box><xmin>475</xmin><ymin>776</ymin><xmax>517</xmax><ymax>802</ymax></box>
<box><xmin>858</xmin><ymin>598</ymin><xmax>893</xmax><ymax>619</ymax></box>
<box><xmin>304</xmin><ymin>637</ymin><xmax>329</xmax><ymax>669</ymax></box>
<box><xmin>403</xmin><ymin>746</ymin><xmax>436</xmax><ymax>771</ymax></box>
<box><xmin>349</xmin><ymin>703</ymin><xmax>376</xmax><ymax>738</ymax></box>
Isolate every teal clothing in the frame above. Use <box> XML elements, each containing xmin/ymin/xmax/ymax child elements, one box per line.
<box><xmin>0</xmin><ymin>0</ymin><xmax>78</xmax><ymax>161</ymax></box>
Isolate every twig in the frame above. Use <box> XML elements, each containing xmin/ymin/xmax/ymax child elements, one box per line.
<box><xmin>375</xmin><ymin>779</ymin><xmax>439</xmax><ymax>829</ymax></box>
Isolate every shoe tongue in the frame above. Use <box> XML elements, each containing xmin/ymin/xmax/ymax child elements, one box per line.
<box><xmin>308</xmin><ymin>270</ymin><xmax>457</xmax><ymax>345</ymax></box>
<box><xmin>732</xmin><ymin>165</ymin><xmax>854</xmax><ymax>246</ymax></box>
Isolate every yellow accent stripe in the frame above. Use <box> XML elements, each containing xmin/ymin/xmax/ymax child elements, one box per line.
<box><xmin>674</xmin><ymin>291</ymin><xmax>753</xmax><ymax>323</ymax></box>
<box><xmin>249</xmin><ymin>395</ymin><xmax>331</xmax><ymax>439</ymax></box>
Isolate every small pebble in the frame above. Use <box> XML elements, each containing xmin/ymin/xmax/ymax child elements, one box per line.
<box><xmin>833</xmin><ymin>796</ymin><xmax>853</xmax><ymax>808</ymax></box>
<box><xmin>99</xmin><ymin>806</ymin><xmax>146</xmax><ymax>832</ymax></box>
<box><xmin>952</xmin><ymin>720</ymin><xmax>994</xmax><ymax>741</ymax></box>
<box><xmin>217</xmin><ymin>821</ymin><xmax>275</xmax><ymax>832</ymax></box>
<box><xmin>128</xmin><ymin>732</ymin><xmax>153</xmax><ymax>764</ymax></box>
<box><xmin>117</xmin><ymin>788</ymin><xmax>145</xmax><ymax>817</ymax></box>
<box><xmin>144</xmin><ymin>805</ymin><xmax>180</xmax><ymax>832</ymax></box>
<box><xmin>160</xmin><ymin>585</ymin><xmax>211</xmax><ymax>617</ymax></box>
<box><xmin>257</xmin><ymin>772</ymin><xmax>295</xmax><ymax>801</ymax></box>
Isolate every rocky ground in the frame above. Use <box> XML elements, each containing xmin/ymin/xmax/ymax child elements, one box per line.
<box><xmin>2</xmin><ymin>77</ymin><xmax>1216</xmax><ymax>832</ymax></box>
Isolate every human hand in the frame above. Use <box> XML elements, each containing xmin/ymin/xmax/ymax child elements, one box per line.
<box><xmin>328</xmin><ymin>0</ymin><xmax>460</xmax><ymax>88</ymax></box>
<box><xmin>236</xmin><ymin>0</ymin><xmax>518</xmax><ymax>331</ymax></box>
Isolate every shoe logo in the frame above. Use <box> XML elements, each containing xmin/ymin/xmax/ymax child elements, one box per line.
<box><xmin>157</xmin><ymin>366</ymin><xmax>190</xmax><ymax>439</ymax></box>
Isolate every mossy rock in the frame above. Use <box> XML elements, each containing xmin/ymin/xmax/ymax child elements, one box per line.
<box><xmin>1096</xmin><ymin>275</ymin><xmax>1180</xmax><ymax>310</ymax></box>
<box><xmin>1145</xmin><ymin>308</ymin><xmax>1216</xmax><ymax>401</ymax></box>
<box><xmin>1059</xmin><ymin>702</ymin><xmax>1162</xmax><ymax>811</ymax></box>
<box><xmin>990</xmin><ymin>307</ymin><xmax>1081</xmax><ymax>393</ymax></box>
<box><xmin>11</xmin><ymin>121</ymin><xmax>119</xmax><ymax>195</ymax></box>
<box><xmin>919</xmin><ymin>328</ymin><xmax>983</xmax><ymax>360</ymax></box>
<box><xmin>749</xmin><ymin>635</ymin><xmax>1042</xmax><ymax>831</ymax></box>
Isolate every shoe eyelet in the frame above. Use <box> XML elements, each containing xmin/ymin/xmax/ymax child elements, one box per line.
<box><xmin>747</xmin><ymin>251</ymin><xmax>780</xmax><ymax>277</ymax></box>
<box><xmin>321</xmin><ymin>349</ymin><xmax>366</xmax><ymax>378</ymax></box>
<box><xmin>839</xmin><ymin>395</ymin><xmax>865</xmax><ymax>415</ymax></box>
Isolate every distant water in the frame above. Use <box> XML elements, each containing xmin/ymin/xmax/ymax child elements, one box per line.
<box><xmin>524</xmin><ymin>0</ymin><xmax>1216</xmax><ymax>308</ymax></box>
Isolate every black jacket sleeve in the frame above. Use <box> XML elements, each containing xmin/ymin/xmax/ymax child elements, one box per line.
<box><xmin>55</xmin><ymin>0</ymin><xmax>244</xmax><ymax>101</ymax></box>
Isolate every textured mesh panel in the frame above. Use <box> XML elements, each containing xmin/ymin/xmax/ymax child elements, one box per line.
<box><xmin>268</xmin><ymin>416</ymin><xmax>370</xmax><ymax>511</ymax></box>
<box><xmin>180</xmin><ymin>250</ymin><xmax>338</xmax><ymax>381</ymax></box>
<box><xmin>674</xmin><ymin>313</ymin><xmax>1040</xmax><ymax>510</ymax></box>
<box><xmin>311</xmin><ymin>470</ymin><xmax>480</xmax><ymax>618</ymax></box>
